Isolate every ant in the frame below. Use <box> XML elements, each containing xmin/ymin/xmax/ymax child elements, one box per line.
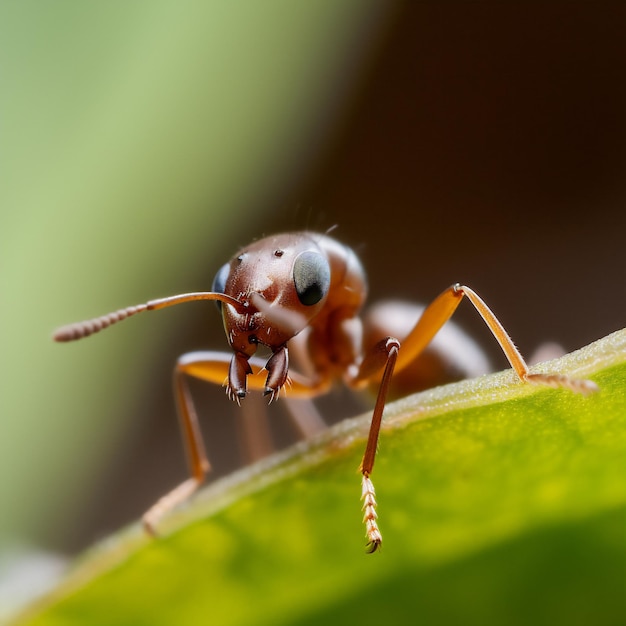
<box><xmin>54</xmin><ymin>231</ymin><xmax>597</xmax><ymax>552</ymax></box>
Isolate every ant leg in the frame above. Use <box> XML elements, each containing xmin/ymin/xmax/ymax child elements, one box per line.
<box><xmin>396</xmin><ymin>284</ymin><xmax>597</xmax><ymax>394</ymax></box>
<box><xmin>352</xmin><ymin>284</ymin><xmax>597</xmax><ymax>552</ymax></box>
<box><xmin>350</xmin><ymin>337</ymin><xmax>401</xmax><ymax>553</ymax></box>
<box><xmin>362</xmin><ymin>301</ymin><xmax>491</xmax><ymax>396</ymax></box>
<box><xmin>141</xmin><ymin>353</ymin><xmax>225</xmax><ymax>534</ymax></box>
<box><xmin>181</xmin><ymin>348</ymin><xmax>331</xmax><ymax>442</ymax></box>
<box><xmin>142</xmin><ymin>351</ymin><xmax>330</xmax><ymax>534</ymax></box>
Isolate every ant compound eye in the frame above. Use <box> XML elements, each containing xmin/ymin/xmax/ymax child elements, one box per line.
<box><xmin>293</xmin><ymin>251</ymin><xmax>331</xmax><ymax>306</ymax></box>
<box><xmin>211</xmin><ymin>262</ymin><xmax>231</xmax><ymax>311</ymax></box>
<box><xmin>212</xmin><ymin>262</ymin><xmax>230</xmax><ymax>294</ymax></box>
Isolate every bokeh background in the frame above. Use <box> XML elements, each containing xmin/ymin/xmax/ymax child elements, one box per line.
<box><xmin>2</xmin><ymin>0</ymin><xmax>624</xmax><ymax>565</ymax></box>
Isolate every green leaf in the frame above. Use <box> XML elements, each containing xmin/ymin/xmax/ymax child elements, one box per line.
<box><xmin>15</xmin><ymin>329</ymin><xmax>626</xmax><ymax>626</ymax></box>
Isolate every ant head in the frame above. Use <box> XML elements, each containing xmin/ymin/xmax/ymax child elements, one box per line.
<box><xmin>212</xmin><ymin>233</ymin><xmax>331</xmax><ymax>356</ymax></box>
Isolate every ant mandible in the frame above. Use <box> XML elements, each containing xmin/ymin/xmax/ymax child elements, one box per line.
<box><xmin>54</xmin><ymin>231</ymin><xmax>597</xmax><ymax>552</ymax></box>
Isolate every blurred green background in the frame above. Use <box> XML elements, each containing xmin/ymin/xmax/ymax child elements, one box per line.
<box><xmin>1</xmin><ymin>0</ymin><xmax>624</xmax><ymax>580</ymax></box>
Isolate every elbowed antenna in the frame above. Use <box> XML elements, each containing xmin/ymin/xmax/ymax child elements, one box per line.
<box><xmin>53</xmin><ymin>292</ymin><xmax>246</xmax><ymax>342</ymax></box>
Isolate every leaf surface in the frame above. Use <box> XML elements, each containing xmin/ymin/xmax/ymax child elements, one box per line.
<box><xmin>17</xmin><ymin>329</ymin><xmax>626</xmax><ymax>626</ymax></box>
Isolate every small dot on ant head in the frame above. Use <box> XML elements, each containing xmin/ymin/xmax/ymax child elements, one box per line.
<box><xmin>274</xmin><ymin>249</ymin><xmax>284</xmax><ymax>257</ymax></box>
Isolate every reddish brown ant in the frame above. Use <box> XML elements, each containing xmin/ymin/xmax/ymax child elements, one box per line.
<box><xmin>54</xmin><ymin>231</ymin><xmax>597</xmax><ymax>552</ymax></box>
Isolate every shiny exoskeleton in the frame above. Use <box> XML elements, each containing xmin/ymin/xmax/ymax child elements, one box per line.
<box><xmin>54</xmin><ymin>231</ymin><xmax>597</xmax><ymax>552</ymax></box>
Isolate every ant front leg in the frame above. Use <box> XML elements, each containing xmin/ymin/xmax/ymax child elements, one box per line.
<box><xmin>351</xmin><ymin>337</ymin><xmax>401</xmax><ymax>553</ymax></box>
<box><xmin>142</xmin><ymin>350</ymin><xmax>330</xmax><ymax>534</ymax></box>
<box><xmin>143</xmin><ymin>349</ymin><xmax>264</xmax><ymax>533</ymax></box>
<box><xmin>141</xmin><ymin>351</ymin><xmax>230</xmax><ymax>534</ymax></box>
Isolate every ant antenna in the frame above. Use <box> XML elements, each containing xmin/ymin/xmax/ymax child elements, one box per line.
<box><xmin>54</xmin><ymin>292</ymin><xmax>246</xmax><ymax>342</ymax></box>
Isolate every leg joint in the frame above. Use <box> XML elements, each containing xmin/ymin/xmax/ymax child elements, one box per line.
<box><xmin>385</xmin><ymin>337</ymin><xmax>401</xmax><ymax>354</ymax></box>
